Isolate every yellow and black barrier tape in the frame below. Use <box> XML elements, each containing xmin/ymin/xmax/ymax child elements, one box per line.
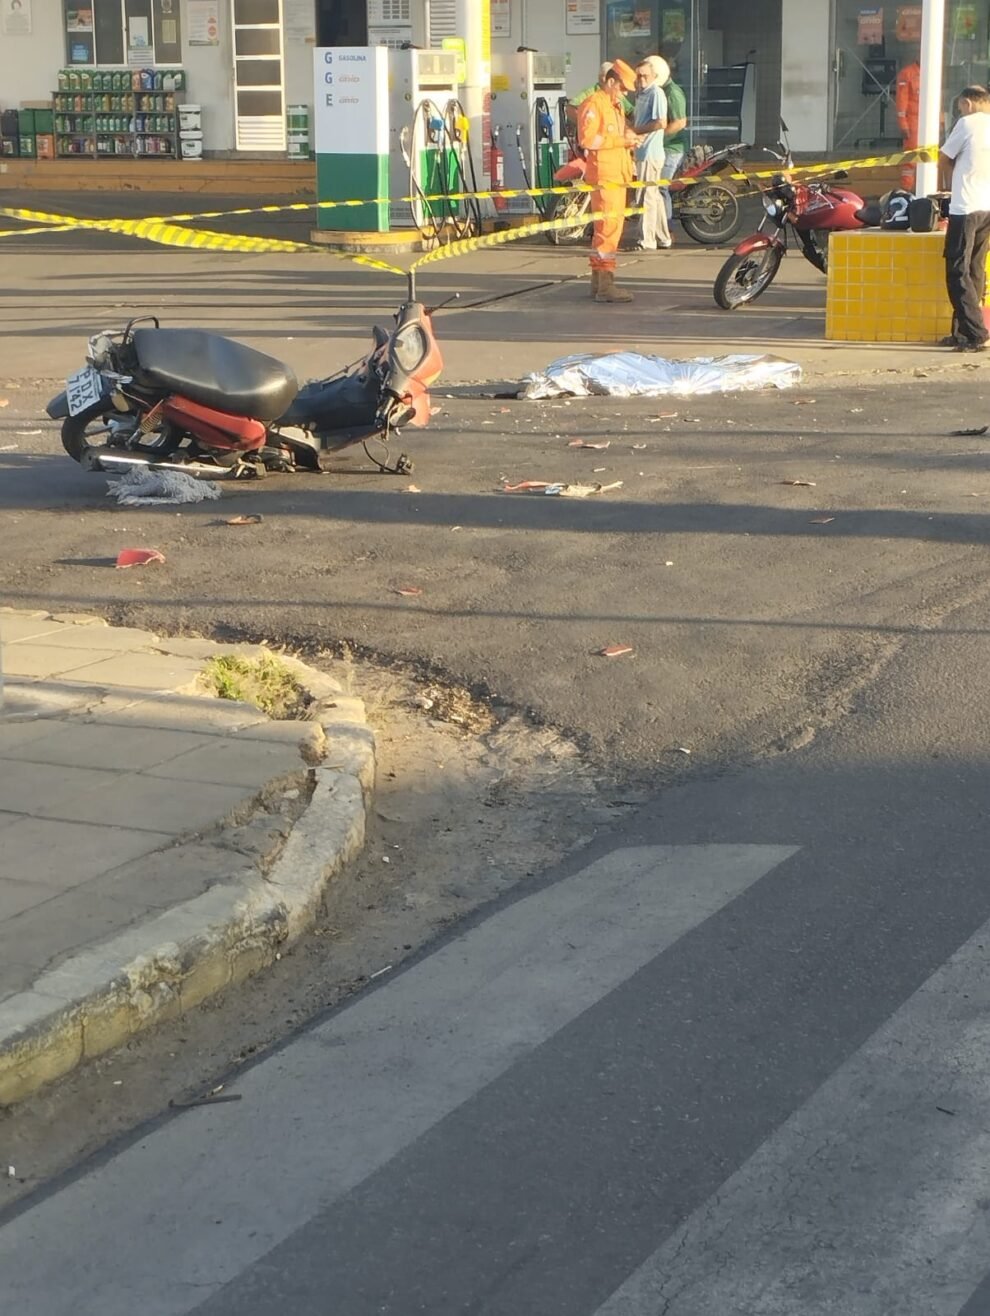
<box><xmin>0</xmin><ymin>203</ymin><xmax>407</xmax><ymax>274</ymax></box>
<box><xmin>0</xmin><ymin>140</ymin><xmax>937</xmax><ymax>262</ymax></box>
<box><xmin>410</xmin><ymin>205</ymin><xmax>643</xmax><ymax>270</ymax></box>
<box><xmin>141</xmin><ymin>143</ymin><xmax>939</xmax><ymax>226</ymax></box>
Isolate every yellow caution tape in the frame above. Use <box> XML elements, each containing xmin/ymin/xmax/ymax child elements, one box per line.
<box><xmin>0</xmin><ymin>204</ymin><xmax>406</xmax><ymax>274</ymax></box>
<box><xmin>411</xmin><ymin>205</ymin><xmax>642</xmax><ymax>270</ymax></box>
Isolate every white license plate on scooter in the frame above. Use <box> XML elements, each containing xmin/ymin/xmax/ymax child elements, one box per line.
<box><xmin>66</xmin><ymin>366</ymin><xmax>104</xmax><ymax>417</ymax></box>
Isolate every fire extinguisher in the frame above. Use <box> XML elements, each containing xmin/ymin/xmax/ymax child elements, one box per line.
<box><xmin>490</xmin><ymin>125</ymin><xmax>507</xmax><ymax>212</ymax></box>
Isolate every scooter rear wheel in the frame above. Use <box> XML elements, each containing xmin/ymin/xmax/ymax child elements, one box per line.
<box><xmin>546</xmin><ymin>189</ymin><xmax>593</xmax><ymax>245</ymax></box>
<box><xmin>713</xmin><ymin>246</ymin><xmax>783</xmax><ymax>309</ymax></box>
<box><xmin>61</xmin><ymin>410</ymin><xmax>114</xmax><ymax>463</ymax></box>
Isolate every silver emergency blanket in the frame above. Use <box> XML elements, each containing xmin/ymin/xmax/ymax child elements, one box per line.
<box><xmin>520</xmin><ymin>351</ymin><xmax>802</xmax><ymax>399</ymax></box>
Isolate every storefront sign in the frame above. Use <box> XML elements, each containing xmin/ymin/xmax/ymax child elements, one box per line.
<box><xmin>953</xmin><ymin>3</ymin><xmax>977</xmax><ymax>38</ymax></box>
<box><xmin>566</xmin><ymin>0</ymin><xmax>600</xmax><ymax>37</ymax></box>
<box><xmin>857</xmin><ymin>7</ymin><xmax>884</xmax><ymax>45</ymax></box>
<box><xmin>894</xmin><ymin>5</ymin><xmax>921</xmax><ymax>41</ymax></box>
<box><xmin>188</xmin><ymin>0</ymin><xmax>219</xmax><ymax>46</ymax></box>
<box><xmin>492</xmin><ymin>0</ymin><xmax>511</xmax><ymax>37</ymax></box>
<box><xmin>313</xmin><ymin>47</ymin><xmax>389</xmax><ymax>157</ymax></box>
<box><xmin>1</xmin><ymin>0</ymin><xmax>31</xmax><ymax>36</ymax></box>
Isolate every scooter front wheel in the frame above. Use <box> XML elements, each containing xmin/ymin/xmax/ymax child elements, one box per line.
<box><xmin>713</xmin><ymin>246</ymin><xmax>783</xmax><ymax>309</ymax></box>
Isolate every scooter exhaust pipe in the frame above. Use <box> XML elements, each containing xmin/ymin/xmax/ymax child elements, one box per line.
<box><xmin>80</xmin><ymin>448</ymin><xmax>233</xmax><ymax>478</ymax></box>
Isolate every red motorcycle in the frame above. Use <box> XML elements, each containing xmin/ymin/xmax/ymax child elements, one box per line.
<box><xmin>47</xmin><ymin>273</ymin><xmax>446</xmax><ymax>479</ymax></box>
<box><xmin>714</xmin><ymin>141</ymin><xmax>878</xmax><ymax>309</ymax></box>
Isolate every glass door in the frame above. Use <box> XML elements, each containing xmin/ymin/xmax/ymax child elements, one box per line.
<box><xmin>831</xmin><ymin>1</ymin><xmax>990</xmax><ymax>153</ymax></box>
<box><xmin>231</xmin><ymin>0</ymin><xmax>286</xmax><ymax>151</ymax></box>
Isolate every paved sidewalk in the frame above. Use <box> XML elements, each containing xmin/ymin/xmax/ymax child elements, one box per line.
<box><xmin>0</xmin><ymin>608</ymin><xmax>375</xmax><ymax>1105</ymax></box>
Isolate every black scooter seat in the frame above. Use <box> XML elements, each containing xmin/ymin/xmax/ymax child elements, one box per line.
<box><xmin>132</xmin><ymin>328</ymin><xmax>298</xmax><ymax>422</ymax></box>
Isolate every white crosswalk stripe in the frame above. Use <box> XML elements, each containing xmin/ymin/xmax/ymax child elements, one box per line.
<box><xmin>593</xmin><ymin>915</ymin><xmax>990</xmax><ymax>1316</ymax></box>
<box><xmin>0</xmin><ymin>844</ymin><xmax>796</xmax><ymax>1316</ymax></box>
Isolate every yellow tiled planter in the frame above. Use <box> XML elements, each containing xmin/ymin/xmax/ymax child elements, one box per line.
<box><xmin>825</xmin><ymin>229</ymin><xmax>990</xmax><ymax>343</ymax></box>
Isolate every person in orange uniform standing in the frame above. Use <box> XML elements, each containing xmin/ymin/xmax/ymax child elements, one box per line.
<box><xmin>896</xmin><ymin>56</ymin><xmax>921</xmax><ymax>190</ymax></box>
<box><xmin>578</xmin><ymin>59</ymin><xmax>639</xmax><ymax>303</ymax></box>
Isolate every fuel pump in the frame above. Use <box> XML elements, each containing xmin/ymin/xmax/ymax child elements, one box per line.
<box><xmin>490</xmin><ymin>50</ymin><xmax>569</xmax><ymax>217</ymax></box>
<box><xmin>389</xmin><ymin>48</ymin><xmax>461</xmax><ymax>236</ymax></box>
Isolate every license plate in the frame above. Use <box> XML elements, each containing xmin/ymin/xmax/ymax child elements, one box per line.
<box><xmin>66</xmin><ymin>366</ymin><xmax>104</xmax><ymax>417</ymax></box>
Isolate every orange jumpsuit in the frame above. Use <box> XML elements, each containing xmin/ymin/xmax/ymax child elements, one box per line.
<box><xmin>896</xmin><ymin>61</ymin><xmax>920</xmax><ymax>190</ymax></box>
<box><xmin>577</xmin><ymin>88</ymin><xmax>634</xmax><ymax>270</ymax></box>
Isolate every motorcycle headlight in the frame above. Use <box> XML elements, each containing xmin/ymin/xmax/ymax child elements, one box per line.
<box><xmin>763</xmin><ymin>197</ymin><xmax>782</xmax><ymax>218</ymax></box>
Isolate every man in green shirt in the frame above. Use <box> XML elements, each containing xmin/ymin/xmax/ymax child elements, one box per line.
<box><xmin>659</xmin><ymin>62</ymin><xmax>688</xmax><ymax>223</ymax></box>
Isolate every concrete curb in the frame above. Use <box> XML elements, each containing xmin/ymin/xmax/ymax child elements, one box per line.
<box><xmin>0</xmin><ymin>646</ymin><xmax>376</xmax><ymax>1108</ymax></box>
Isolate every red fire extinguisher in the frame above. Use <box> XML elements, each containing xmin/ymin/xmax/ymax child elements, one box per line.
<box><xmin>491</xmin><ymin>126</ymin><xmax>507</xmax><ymax>211</ymax></box>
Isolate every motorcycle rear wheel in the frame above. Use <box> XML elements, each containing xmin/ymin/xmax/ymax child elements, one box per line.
<box><xmin>713</xmin><ymin>246</ymin><xmax>783</xmax><ymax>309</ymax></box>
<box><xmin>679</xmin><ymin>182</ymin><xmax>742</xmax><ymax>245</ymax></box>
<box><xmin>546</xmin><ymin>189</ymin><xmax>593</xmax><ymax>246</ymax></box>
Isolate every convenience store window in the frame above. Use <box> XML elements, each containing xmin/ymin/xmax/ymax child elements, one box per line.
<box><xmin>832</xmin><ymin>1</ymin><xmax>990</xmax><ymax>150</ymax></box>
<box><xmin>64</xmin><ymin>1</ymin><xmax>182</xmax><ymax>67</ymax></box>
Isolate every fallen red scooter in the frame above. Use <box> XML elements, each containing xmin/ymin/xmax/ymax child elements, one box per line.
<box><xmin>47</xmin><ymin>273</ymin><xmax>446</xmax><ymax>479</ymax></box>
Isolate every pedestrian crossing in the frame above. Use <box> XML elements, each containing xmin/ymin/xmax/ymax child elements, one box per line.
<box><xmin>2</xmin><ymin>841</ymin><xmax>990</xmax><ymax>1316</ymax></box>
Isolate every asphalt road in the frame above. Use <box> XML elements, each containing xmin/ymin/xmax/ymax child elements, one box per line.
<box><xmin>3</xmin><ymin>372</ymin><xmax>990</xmax><ymax>773</ymax></box>
<box><xmin>5</xmin><ymin>579</ymin><xmax>990</xmax><ymax>1315</ymax></box>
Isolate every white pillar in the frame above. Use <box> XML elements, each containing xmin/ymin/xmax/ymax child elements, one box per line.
<box><xmin>456</xmin><ymin>0</ymin><xmax>491</xmax><ymax>189</ymax></box>
<box><xmin>916</xmin><ymin>0</ymin><xmax>945</xmax><ymax>196</ymax></box>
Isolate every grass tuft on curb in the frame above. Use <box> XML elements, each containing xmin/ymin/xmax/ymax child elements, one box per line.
<box><xmin>201</xmin><ymin>653</ymin><xmax>306</xmax><ymax>720</ymax></box>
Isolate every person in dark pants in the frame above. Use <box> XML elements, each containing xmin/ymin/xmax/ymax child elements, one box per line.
<box><xmin>939</xmin><ymin>86</ymin><xmax>990</xmax><ymax>351</ymax></box>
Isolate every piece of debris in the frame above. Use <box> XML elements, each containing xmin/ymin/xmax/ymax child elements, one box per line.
<box><xmin>665</xmin><ymin>560</ymin><xmax>674</xmax><ymax>567</ymax></box>
<box><xmin>0</xmin><ymin>398</ymin><xmax>8</xmax><ymax>408</ymax></box>
<box><xmin>599</xmin><ymin>643</ymin><xmax>634</xmax><ymax>658</ymax></box>
<box><xmin>951</xmin><ymin>425</ymin><xmax>989</xmax><ymax>436</ymax></box>
<box><xmin>809</xmin><ymin>516</ymin><xmax>835</xmax><ymax>525</ymax></box>
<box><xmin>108</xmin><ymin>468</ymin><xmax>221</xmax><ymax>506</ymax></box>
<box><xmin>632</xmin><ymin>443</ymin><xmax>647</xmax><ymax>449</ymax></box>
<box><xmin>15</xmin><ymin>430</ymin><xmax>41</xmax><ymax>436</ymax></box>
<box><xmin>413</xmin><ymin>694</ymin><xmax>435</xmax><ymax>710</ymax></box>
<box><xmin>169</xmin><ymin>1093</ymin><xmax>244</xmax><ymax>1109</ymax></box>
<box><xmin>0</xmin><ymin>444</ymin><xmax>17</xmax><ymax>452</ymax></box>
<box><xmin>792</xmin><ymin>398</ymin><xmax>817</xmax><ymax>405</ymax></box>
<box><xmin>7</xmin><ymin>1166</ymin><xmax>14</xmax><ymax>1178</ymax></box>
<box><xmin>382</xmin><ymin>855</ymin><xmax>391</xmax><ymax>863</ymax></box>
<box><xmin>780</xmin><ymin>479</ymin><xmax>817</xmax><ymax>487</ymax></box>
<box><xmin>224</xmin><ymin>514</ymin><xmax>263</xmax><ymax>525</ymax></box>
<box><xmin>370</xmin><ymin>964</ymin><xmax>394</xmax><ymax>980</ymax></box>
<box><xmin>392</xmin><ymin>586</ymin><xmax>423</xmax><ymax>597</ymax></box>
<box><xmin>500</xmin><ymin>479</ymin><xmax>623</xmax><ymax>497</ymax></box>
<box><xmin>115</xmin><ymin>547</ymin><xmax>166</xmax><ymax>569</ymax></box>
<box><xmin>567</xmin><ymin>439</ymin><xmax>610</xmax><ymax>449</ymax></box>
<box><xmin>676</xmin><ymin>746</ymin><xmax>692</xmax><ymax>755</ymax></box>
<box><xmin>849</xmin><ymin>407</ymin><xmax>864</xmax><ymax>413</ymax></box>
<box><xmin>403</xmin><ymin>483</ymin><xmax>421</xmax><ymax>493</ymax></box>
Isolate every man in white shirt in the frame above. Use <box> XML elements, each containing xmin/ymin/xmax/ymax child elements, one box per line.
<box><xmin>939</xmin><ymin>85</ymin><xmax>990</xmax><ymax>351</ymax></box>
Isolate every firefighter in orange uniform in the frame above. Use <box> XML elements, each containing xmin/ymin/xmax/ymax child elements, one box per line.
<box><xmin>896</xmin><ymin>58</ymin><xmax>921</xmax><ymax>190</ymax></box>
<box><xmin>578</xmin><ymin>58</ymin><xmax>639</xmax><ymax>303</ymax></box>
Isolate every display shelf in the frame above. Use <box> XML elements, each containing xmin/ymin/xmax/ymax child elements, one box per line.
<box><xmin>52</xmin><ymin>88</ymin><xmax>181</xmax><ymax>158</ymax></box>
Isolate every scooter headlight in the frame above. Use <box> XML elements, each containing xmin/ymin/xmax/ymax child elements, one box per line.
<box><xmin>763</xmin><ymin>196</ymin><xmax>783</xmax><ymax>219</ymax></box>
<box><xmin>391</xmin><ymin>323</ymin><xmax>429</xmax><ymax>373</ymax></box>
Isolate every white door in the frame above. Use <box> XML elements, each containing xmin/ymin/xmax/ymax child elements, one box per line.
<box><xmin>232</xmin><ymin>0</ymin><xmax>286</xmax><ymax>151</ymax></box>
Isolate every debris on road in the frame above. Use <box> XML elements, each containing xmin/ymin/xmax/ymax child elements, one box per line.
<box><xmin>15</xmin><ymin>430</ymin><xmax>41</xmax><ymax>437</ymax></box>
<box><xmin>108</xmin><ymin>468</ymin><xmax>222</xmax><ymax>506</ymax></box>
<box><xmin>567</xmin><ymin>439</ymin><xmax>611</xmax><ymax>449</ymax></box>
<box><xmin>403</xmin><ymin>484</ymin><xmax>422</xmax><ymax>493</ymax></box>
<box><xmin>780</xmin><ymin>479</ymin><xmax>817</xmax><ymax>487</ymax></box>
<box><xmin>115</xmin><ymin>548</ymin><xmax>166</xmax><ymax>569</ymax></box>
<box><xmin>951</xmin><ymin>425</ymin><xmax>989</xmax><ymax>436</ymax></box>
<box><xmin>521</xmin><ymin>352</ymin><xmax>801</xmax><ymax>399</ymax></box>
<box><xmin>224</xmin><ymin>514</ymin><xmax>263</xmax><ymax>526</ymax></box>
<box><xmin>500</xmin><ymin>480</ymin><xmax>623</xmax><ymax>497</ymax></box>
<box><xmin>809</xmin><ymin>516</ymin><xmax>835</xmax><ymax>525</ymax></box>
<box><xmin>392</xmin><ymin>586</ymin><xmax>423</xmax><ymax>597</ymax></box>
<box><xmin>0</xmin><ymin>398</ymin><xmax>8</xmax><ymax>408</ymax></box>
<box><xmin>0</xmin><ymin>444</ymin><xmax>18</xmax><ymax>452</ymax></box>
<box><xmin>599</xmin><ymin>644</ymin><xmax>634</xmax><ymax>658</ymax></box>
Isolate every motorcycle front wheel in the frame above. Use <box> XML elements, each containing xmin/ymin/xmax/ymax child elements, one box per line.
<box><xmin>713</xmin><ymin>246</ymin><xmax>784</xmax><ymax>309</ymax></box>
<box><xmin>679</xmin><ymin>182</ymin><xmax>742</xmax><ymax>245</ymax></box>
<box><xmin>545</xmin><ymin>189</ymin><xmax>593</xmax><ymax>245</ymax></box>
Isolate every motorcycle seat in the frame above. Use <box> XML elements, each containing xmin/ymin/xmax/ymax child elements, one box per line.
<box><xmin>132</xmin><ymin>328</ymin><xmax>298</xmax><ymax>422</ymax></box>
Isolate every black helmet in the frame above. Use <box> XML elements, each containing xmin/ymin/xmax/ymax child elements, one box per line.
<box><xmin>879</xmin><ymin>189</ymin><xmax>913</xmax><ymax>229</ymax></box>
